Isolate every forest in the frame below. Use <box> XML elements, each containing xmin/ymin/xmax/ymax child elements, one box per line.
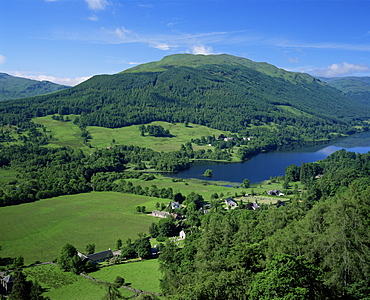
<box><xmin>157</xmin><ymin>149</ymin><xmax>370</xmax><ymax>300</ymax></box>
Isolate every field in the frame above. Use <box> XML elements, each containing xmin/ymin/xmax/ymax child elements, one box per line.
<box><xmin>24</xmin><ymin>264</ymin><xmax>108</xmax><ymax>300</ymax></box>
<box><xmin>92</xmin><ymin>259</ymin><xmax>162</xmax><ymax>293</ymax></box>
<box><xmin>33</xmin><ymin>116</ymin><xmax>232</xmax><ymax>153</ymax></box>
<box><xmin>24</xmin><ymin>261</ymin><xmax>162</xmax><ymax>299</ymax></box>
<box><xmin>0</xmin><ymin>192</ymin><xmax>170</xmax><ymax>264</ymax></box>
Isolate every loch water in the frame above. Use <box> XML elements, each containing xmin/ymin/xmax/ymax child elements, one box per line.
<box><xmin>168</xmin><ymin>132</ymin><xmax>370</xmax><ymax>183</ymax></box>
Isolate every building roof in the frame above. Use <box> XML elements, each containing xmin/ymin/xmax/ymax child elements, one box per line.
<box><xmin>152</xmin><ymin>210</ymin><xmax>170</xmax><ymax>217</ymax></box>
<box><xmin>86</xmin><ymin>250</ymin><xmax>113</xmax><ymax>262</ymax></box>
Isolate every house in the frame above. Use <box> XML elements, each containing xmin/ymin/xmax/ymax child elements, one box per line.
<box><xmin>252</xmin><ymin>203</ymin><xmax>260</xmax><ymax>210</ymax></box>
<box><xmin>0</xmin><ymin>274</ymin><xmax>15</xmax><ymax>295</ymax></box>
<box><xmin>179</xmin><ymin>230</ymin><xmax>186</xmax><ymax>240</ymax></box>
<box><xmin>152</xmin><ymin>210</ymin><xmax>170</xmax><ymax>218</ymax></box>
<box><xmin>267</xmin><ymin>189</ymin><xmax>281</xmax><ymax>196</ymax></box>
<box><xmin>224</xmin><ymin>197</ymin><xmax>238</xmax><ymax>208</ymax></box>
<box><xmin>170</xmin><ymin>201</ymin><xmax>181</xmax><ymax>209</ymax></box>
<box><xmin>78</xmin><ymin>249</ymin><xmax>114</xmax><ymax>264</ymax></box>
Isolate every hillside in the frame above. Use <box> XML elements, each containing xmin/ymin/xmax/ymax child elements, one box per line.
<box><xmin>0</xmin><ymin>54</ymin><xmax>369</xmax><ymax>145</ymax></box>
<box><xmin>0</xmin><ymin>73</ymin><xmax>70</xmax><ymax>101</ymax></box>
<box><xmin>323</xmin><ymin>76</ymin><xmax>370</xmax><ymax>107</ymax></box>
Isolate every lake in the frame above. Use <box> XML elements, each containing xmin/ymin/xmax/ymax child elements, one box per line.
<box><xmin>168</xmin><ymin>132</ymin><xmax>370</xmax><ymax>183</ymax></box>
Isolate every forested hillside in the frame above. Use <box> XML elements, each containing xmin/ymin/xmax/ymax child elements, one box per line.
<box><xmin>158</xmin><ymin>149</ymin><xmax>370</xmax><ymax>299</ymax></box>
<box><xmin>0</xmin><ymin>73</ymin><xmax>70</xmax><ymax>101</ymax></box>
<box><xmin>0</xmin><ymin>54</ymin><xmax>369</xmax><ymax>143</ymax></box>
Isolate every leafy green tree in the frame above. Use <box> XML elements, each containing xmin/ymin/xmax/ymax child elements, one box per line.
<box><xmin>56</xmin><ymin>243</ymin><xmax>82</xmax><ymax>274</ymax></box>
<box><xmin>241</xmin><ymin>178</ymin><xmax>250</xmax><ymax>188</ymax></box>
<box><xmin>149</xmin><ymin>222</ymin><xmax>159</xmax><ymax>238</ymax></box>
<box><xmin>248</xmin><ymin>253</ymin><xmax>326</xmax><ymax>300</ymax></box>
<box><xmin>115</xmin><ymin>239</ymin><xmax>122</xmax><ymax>250</ymax></box>
<box><xmin>114</xmin><ymin>276</ymin><xmax>125</xmax><ymax>288</ymax></box>
<box><xmin>85</xmin><ymin>243</ymin><xmax>95</xmax><ymax>255</ymax></box>
<box><xmin>202</xmin><ymin>169</ymin><xmax>213</xmax><ymax>177</ymax></box>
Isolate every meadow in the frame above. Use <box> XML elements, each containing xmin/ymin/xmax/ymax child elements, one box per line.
<box><xmin>0</xmin><ymin>192</ymin><xmax>170</xmax><ymax>264</ymax></box>
<box><xmin>33</xmin><ymin>115</ymin><xmax>231</xmax><ymax>153</ymax></box>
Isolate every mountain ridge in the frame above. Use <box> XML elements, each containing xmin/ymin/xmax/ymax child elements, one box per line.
<box><xmin>0</xmin><ymin>72</ymin><xmax>70</xmax><ymax>101</ymax></box>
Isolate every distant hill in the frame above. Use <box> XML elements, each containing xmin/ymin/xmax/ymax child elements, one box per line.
<box><xmin>0</xmin><ymin>73</ymin><xmax>70</xmax><ymax>101</ymax></box>
<box><xmin>322</xmin><ymin>76</ymin><xmax>370</xmax><ymax>107</ymax></box>
<box><xmin>1</xmin><ymin>54</ymin><xmax>369</xmax><ymax>143</ymax></box>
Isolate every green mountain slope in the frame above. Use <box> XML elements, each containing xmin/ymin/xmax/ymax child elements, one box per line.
<box><xmin>323</xmin><ymin>76</ymin><xmax>370</xmax><ymax>107</ymax></box>
<box><xmin>0</xmin><ymin>54</ymin><xmax>369</xmax><ymax>142</ymax></box>
<box><xmin>0</xmin><ymin>73</ymin><xmax>70</xmax><ymax>101</ymax></box>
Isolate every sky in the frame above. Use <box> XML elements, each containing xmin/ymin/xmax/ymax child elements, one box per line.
<box><xmin>1</xmin><ymin>0</ymin><xmax>370</xmax><ymax>86</ymax></box>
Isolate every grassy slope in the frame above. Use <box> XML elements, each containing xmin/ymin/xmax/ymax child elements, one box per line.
<box><xmin>24</xmin><ymin>261</ymin><xmax>162</xmax><ymax>299</ymax></box>
<box><xmin>24</xmin><ymin>264</ymin><xmax>108</xmax><ymax>300</ymax></box>
<box><xmin>33</xmin><ymin>115</ymin><xmax>232</xmax><ymax>153</ymax></box>
<box><xmin>0</xmin><ymin>192</ymin><xmax>170</xmax><ymax>264</ymax></box>
<box><xmin>92</xmin><ymin>259</ymin><xmax>162</xmax><ymax>293</ymax></box>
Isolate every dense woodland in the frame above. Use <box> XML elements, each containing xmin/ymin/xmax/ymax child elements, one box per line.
<box><xmin>158</xmin><ymin>149</ymin><xmax>370</xmax><ymax>300</ymax></box>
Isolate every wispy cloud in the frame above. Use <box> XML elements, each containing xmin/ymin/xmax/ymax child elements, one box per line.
<box><xmin>11</xmin><ymin>72</ymin><xmax>91</xmax><ymax>86</ymax></box>
<box><xmin>312</xmin><ymin>62</ymin><xmax>370</xmax><ymax>77</ymax></box>
<box><xmin>189</xmin><ymin>44</ymin><xmax>214</xmax><ymax>55</ymax></box>
<box><xmin>88</xmin><ymin>15</ymin><xmax>99</xmax><ymax>22</ymax></box>
<box><xmin>85</xmin><ymin>0</ymin><xmax>109</xmax><ymax>11</ymax></box>
<box><xmin>0</xmin><ymin>54</ymin><xmax>6</xmax><ymax>64</ymax></box>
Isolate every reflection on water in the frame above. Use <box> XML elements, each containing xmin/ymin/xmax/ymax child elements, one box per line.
<box><xmin>169</xmin><ymin>132</ymin><xmax>370</xmax><ymax>183</ymax></box>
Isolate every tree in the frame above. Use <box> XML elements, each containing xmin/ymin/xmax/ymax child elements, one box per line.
<box><xmin>149</xmin><ymin>222</ymin><xmax>159</xmax><ymax>238</ymax></box>
<box><xmin>248</xmin><ymin>253</ymin><xmax>326</xmax><ymax>300</ymax></box>
<box><xmin>115</xmin><ymin>239</ymin><xmax>122</xmax><ymax>250</ymax></box>
<box><xmin>203</xmin><ymin>169</ymin><xmax>213</xmax><ymax>177</ymax></box>
<box><xmin>134</xmin><ymin>237</ymin><xmax>151</xmax><ymax>259</ymax></box>
<box><xmin>56</xmin><ymin>243</ymin><xmax>82</xmax><ymax>274</ymax></box>
<box><xmin>241</xmin><ymin>178</ymin><xmax>250</xmax><ymax>188</ymax></box>
<box><xmin>85</xmin><ymin>243</ymin><xmax>95</xmax><ymax>255</ymax></box>
<box><xmin>114</xmin><ymin>276</ymin><xmax>125</xmax><ymax>288</ymax></box>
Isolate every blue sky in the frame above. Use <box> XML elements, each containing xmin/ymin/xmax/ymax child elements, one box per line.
<box><xmin>1</xmin><ymin>0</ymin><xmax>370</xmax><ymax>85</ymax></box>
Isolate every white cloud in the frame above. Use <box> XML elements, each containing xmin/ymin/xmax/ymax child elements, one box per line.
<box><xmin>189</xmin><ymin>45</ymin><xmax>214</xmax><ymax>55</ymax></box>
<box><xmin>0</xmin><ymin>54</ymin><xmax>6</xmax><ymax>64</ymax></box>
<box><xmin>114</xmin><ymin>27</ymin><xmax>132</xmax><ymax>39</ymax></box>
<box><xmin>151</xmin><ymin>42</ymin><xmax>172</xmax><ymax>51</ymax></box>
<box><xmin>287</xmin><ymin>57</ymin><xmax>299</xmax><ymax>63</ymax></box>
<box><xmin>11</xmin><ymin>72</ymin><xmax>91</xmax><ymax>86</ymax></box>
<box><xmin>85</xmin><ymin>0</ymin><xmax>109</xmax><ymax>11</ymax></box>
<box><xmin>88</xmin><ymin>15</ymin><xmax>99</xmax><ymax>21</ymax></box>
<box><xmin>312</xmin><ymin>62</ymin><xmax>370</xmax><ymax>77</ymax></box>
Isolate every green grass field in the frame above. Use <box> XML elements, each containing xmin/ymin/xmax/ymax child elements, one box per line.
<box><xmin>0</xmin><ymin>192</ymin><xmax>170</xmax><ymax>264</ymax></box>
<box><xmin>24</xmin><ymin>264</ymin><xmax>109</xmax><ymax>300</ymax></box>
<box><xmin>92</xmin><ymin>259</ymin><xmax>162</xmax><ymax>293</ymax></box>
<box><xmin>33</xmin><ymin>115</ymin><xmax>231</xmax><ymax>152</ymax></box>
<box><xmin>33</xmin><ymin>115</ymin><xmax>90</xmax><ymax>150</ymax></box>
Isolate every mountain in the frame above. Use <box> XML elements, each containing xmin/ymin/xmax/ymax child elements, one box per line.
<box><xmin>322</xmin><ymin>76</ymin><xmax>370</xmax><ymax>107</ymax></box>
<box><xmin>0</xmin><ymin>54</ymin><xmax>369</xmax><ymax>142</ymax></box>
<box><xmin>0</xmin><ymin>73</ymin><xmax>70</xmax><ymax>101</ymax></box>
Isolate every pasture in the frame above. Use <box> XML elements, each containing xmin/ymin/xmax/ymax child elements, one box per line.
<box><xmin>0</xmin><ymin>192</ymin><xmax>169</xmax><ymax>264</ymax></box>
<box><xmin>33</xmin><ymin>115</ymin><xmax>231</xmax><ymax>152</ymax></box>
<box><xmin>23</xmin><ymin>261</ymin><xmax>162</xmax><ymax>299</ymax></box>
<box><xmin>92</xmin><ymin>259</ymin><xmax>162</xmax><ymax>293</ymax></box>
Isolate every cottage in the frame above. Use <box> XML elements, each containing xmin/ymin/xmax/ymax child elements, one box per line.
<box><xmin>179</xmin><ymin>230</ymin><xmax>186</xmax><ymax>240</ymax></box>
<box><xmin>267</xmin><ymin>189</ymin><xmax>281</xmax><ymax>196</ymax></box>
<box><xmin>0</xmin><ymin>274</ymin><xmax>15</xmax><ymax>295</ymax></box>
<box><xmin>252</xmin><ymin>203</ymin><xmax>260</xmax><ymax>210</ymax></box>
<box><xmin>170</xmin><ymin>201</ymin><xmax>181</xmax><ymax>209</ymax></box>
<box><xmin>78</xmin><ymin>249</ymin><xmax>113</xmax><ymax>264</ymax></box>
<box><xmin>224</xmin><ymin>197</ymin><xmax>238</xmax><ymax>207</ymax></box>
<box><xmin>152</xmin><ymin>210</ymin><xmax>170</xmax><ymax>218</ymax></box>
